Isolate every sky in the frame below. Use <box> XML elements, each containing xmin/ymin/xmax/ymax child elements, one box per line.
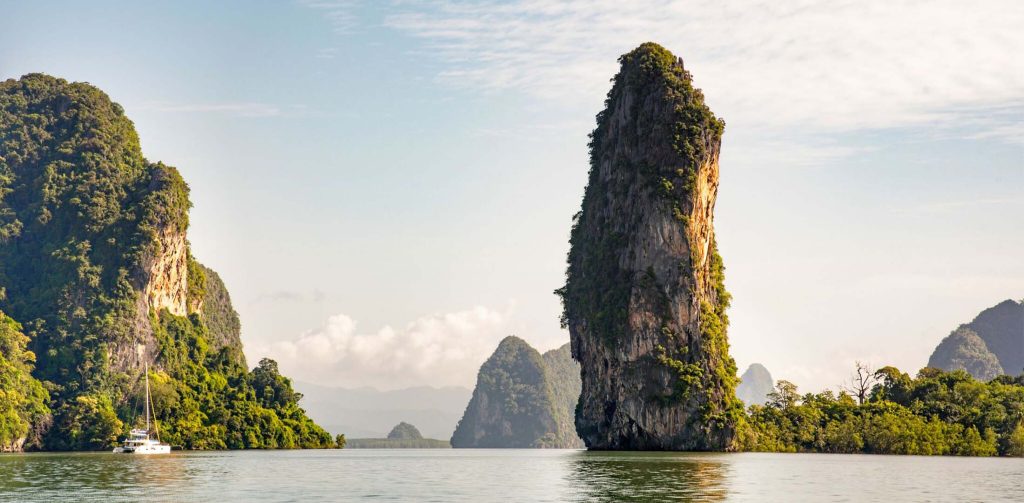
<box><xmin>1</xmin><ymin>0</ymin><xmax>1022</xmax><ymax>392</ymax></box>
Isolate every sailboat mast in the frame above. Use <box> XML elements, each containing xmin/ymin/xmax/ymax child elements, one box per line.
<box><xmin>144</xmin><ymin>359</ymin><xmax>151</xmax><ymax>433</ymax></box>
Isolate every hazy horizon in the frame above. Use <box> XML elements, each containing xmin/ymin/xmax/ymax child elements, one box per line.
<box><xmin>2</xmin><ymin>0</ymin><xmax>1021</xmax><ymax>393</ymax></box>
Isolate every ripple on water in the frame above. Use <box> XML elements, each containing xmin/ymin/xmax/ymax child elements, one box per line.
<box><xmin>1</xmin><ymin>450</ymin><xmax>1022</xmax><ymax>502</ymax></box>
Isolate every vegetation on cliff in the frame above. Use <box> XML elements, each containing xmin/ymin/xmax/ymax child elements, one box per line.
<box><xmin>928</xmin><ymin>327</ymin><xmax>1004</xmax><ymax>381</ymax></box>
<box><xmin>0</xmin><ymin>74</ymin><xmax>330</xmax><ymax>450</ymax></box>
<box><xmin>744</xmin><ymin>366</ymin><xmax>1024</xmax><ymax>456</ymax></box>
<box><xmin>344</xmin><ymin>421</ymin><xmax>449</xmax><ymax>448</ymax></box>
<box><xmin>387</xmin><ymin>421</ymin><xmax>423</xmax><ymax>440</ymax></box>
<box><xmin>928</xmin><ymin>300</ymin><xmax>1023</xmax><ymax>379</ymax></box>
<box><xmin>0</xmin><ymin>306</ymin><xmax>49</xmax><ymax>451</ymax></box>
<box><xmin>541</xmin><ymin>343</ymin><xmax>583</xmax><ymax>447</ymax></box>
<box><xmin>451</xmin><ymin>337</ymin><xmax>582</xmax><ymax>448</ymax></box>
<box><xmin>557</xmin><ymin>42</ymin><xmax>741</xmax><ymax>449</ymax></box>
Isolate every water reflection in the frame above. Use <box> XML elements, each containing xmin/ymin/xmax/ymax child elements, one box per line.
<box><xmin>564</xmin><ymin>451</ymin><xmax>728</xmax><ymax>502</ymax></box>
<box><xmin>0</xmin><ymin>452</ymin><xmax>191</xmax><ymax>501</ymax></box>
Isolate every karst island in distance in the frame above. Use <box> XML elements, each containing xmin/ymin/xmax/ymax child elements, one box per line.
<box><xmin>1</xmin><ymin>1</ymin><xmax>1022</xmax><ymax>501</ymax></box>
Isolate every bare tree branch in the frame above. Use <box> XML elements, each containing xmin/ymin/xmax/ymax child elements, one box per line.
<box><xmin>840</xmin><ymin>361</ymin><xmax>877</xmax><ymax>405</ymax></box>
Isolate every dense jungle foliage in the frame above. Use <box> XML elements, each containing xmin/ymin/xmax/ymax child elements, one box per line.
<box><xmin>743</xmin><ymin>366</ymin><xmax>1024</xmax><ymax>456</ymax></box>
<box><xmin>0</xmin><ymin>305</ymin><xmax>49</xmax><ymax>450</ymax></box>
<box><xmin>0</xmin><ymin>74</ymin><xmax>332</xmax><ymax>450</ymax></box>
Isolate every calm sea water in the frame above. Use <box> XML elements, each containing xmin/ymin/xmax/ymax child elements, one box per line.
<box><xmin>0</xmin><ymin>449</ymin><xmax>1021</xmax><ymax>502</ymax></box>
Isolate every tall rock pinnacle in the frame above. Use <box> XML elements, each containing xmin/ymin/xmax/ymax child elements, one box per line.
<box><xmin>558</xmin><ymin>43</ymin><xmax>742</xmax><ymax>450</ymax></box>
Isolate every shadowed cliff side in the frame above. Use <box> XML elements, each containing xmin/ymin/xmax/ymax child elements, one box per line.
<box><xmin>927</xmin><ymin>300</ymin><xmax>1023</xmax><ymax>380</ymax></box>
<box><xmin>557</xmin><ymin>43</ymin><xmax>743</xmax><ymax>450</ymax></box>
<box><xmin>451</xmin><ymin>337</ymin><xmax>582</xmax><ymax>448</ymax></box>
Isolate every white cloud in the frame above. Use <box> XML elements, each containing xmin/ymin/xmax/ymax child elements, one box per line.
<box><xmin>965</xmin><ymin>122</ymin><xmax>1024</xmax><ymax>145</ymax></box>
<box><xmin>251</xmin><ymin>305</ymin><xmax>524</xmax><ymax>389</ymax></box>
<box><xmin>384</xmin><ymin>0</ymin><xmax>1024</xmax><ymax>135</ymax></box>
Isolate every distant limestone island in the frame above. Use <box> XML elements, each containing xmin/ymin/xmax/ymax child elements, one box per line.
<box><xmin>294</xmin><ymin>383</ymin><xmax>470</xmax><ymax>440</ymax></box>
<box><xmin>928</xmin><ymin>299</ymin><xmax>1024</xmax><ymax>380</ymax></box>
<box><xmin>0</xmin><ymin>74</ymin><xmax>334</xmax><ymax>451</ymax></box>
<box><xmin>451</xmin><ymin>337</ymin><xmax>583</xmax><ymax>448</ymax></box>
<box><xmin>736</xmin><ymin>364</ymin><xmax>775</xmax><ymax>407</ymax></box>
<box><xmin>346</xmin><ymin>422</ymin><xmax>450</xmax><ymax>449</ymax></box>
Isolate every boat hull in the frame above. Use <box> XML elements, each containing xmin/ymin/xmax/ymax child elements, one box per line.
<box><xmin>112</xmin><ymin>444</ymin><xmax>171</xmax><ymax>454</ymax></box>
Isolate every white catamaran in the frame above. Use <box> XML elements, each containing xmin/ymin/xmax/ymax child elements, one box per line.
<box><xmin>113</xmin><ymin>354</ymin><xmax>171</xmax><ymax>454</ymax></box>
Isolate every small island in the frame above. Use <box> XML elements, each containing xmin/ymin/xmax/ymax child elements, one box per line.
<box><xmin>346</xmin><ymin>422</ymin><xmax>450</xmax><ymax>449</ymax></box>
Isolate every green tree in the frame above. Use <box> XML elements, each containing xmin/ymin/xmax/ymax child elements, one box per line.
<box><xmin>0</xmin><ymin>74</ymin><xmax>331</xmax><ymax>451</ymax></box>
<box><xmin>0</xmin><ymin>308</ymin><xmax>49</xmax><ymax>450</ymax></box>
<box><xmin>743</xmin><ymin>364</ymin><xmax>1024</xmax><ymax>457</ymax></box>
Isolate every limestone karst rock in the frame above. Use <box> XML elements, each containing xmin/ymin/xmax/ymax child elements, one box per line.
<box><xmin>736</xmin><ymin>364</ymin><xmax>775</xmax><ymax>407</ymax></box>
<box><xmin>387</xmin><ymin>422</ymin><xmax>424</xmax><ymax>440</ymax></box>
<box><xmin>963</xmin><ymin>300</ymin><xmax>1024</xmax><ymax>376</ymax></box>
<box><xmin>541</xmin><ymin>343</ymin><xmax>584</xmax><ymax>447</ymax></box>
<box><xmin>0</xmin><ymin>74</ymin><xmax>326</xmax><ymax>449</ymax></box>
<box><xmin>927</xmin><ymin>300</ymin><xmax>1024</xmax><ymax>380</ymax></box>
<box><xmin>928</xmin><ymin>327</ymin><xmax>1003</xmax><ymax>381</ymax></box>
<box><xmin>558</xmin><ymin>43</ymin><xmax>742</xmax><ymax>450</ymax></box>
<box><xmin>451</xmin><ymin>337</ymin><xmax>582</xmax><ymax>448</ymax></box>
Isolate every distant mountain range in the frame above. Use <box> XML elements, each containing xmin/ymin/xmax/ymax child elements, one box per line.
<box><xmin>293</xmin><ymin>382</ymin><xmax>471</xmax><ymax>439</ymax></box>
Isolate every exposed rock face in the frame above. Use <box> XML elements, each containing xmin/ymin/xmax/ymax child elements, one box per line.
<box><xmin>736</xmin><ymin>363</ymin><xmax>775</xmax><ymax>407</ymax></box>
<box><xmin>559</xmin><ymin>43</ymin><xmax>742</xmax><ymax>450</ymax></box>
<box><xmin>451</xmin><ymin>337</ymin><xmax>582</xmax><ymax>448</ymax></box>
<box><xmin>142</xmin><ymin>228</ymin><xmax>190</xmax><ymax>317</ymax></box>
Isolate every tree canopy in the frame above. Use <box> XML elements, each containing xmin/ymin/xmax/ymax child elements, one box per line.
<box><xmin>743</xmin><ymin>365</ymin><xmax>1024</xmax><ymax>456</ymax></box>
<box><xmin>0</xmin><ymin>74</ymin><xmax>332</xmax><ymax>450</ymax></box>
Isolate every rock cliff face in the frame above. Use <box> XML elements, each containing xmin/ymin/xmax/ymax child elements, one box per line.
<box><xmin>558</xmin><ymin>43</ymin><xmax>742</xmax><ymax>450</ymax></box>
<box><xmin>451</xmin><ymin>337</ymin><xmax>582</xmax><ymax>448</ymax></box>
<box><xmin>0</xmin><ymin>74</ymin><xmax>322</xmax><ymax>450</ymax></box>
<box><xmin>736</xmin><ymin>363</ymin><xmax>775</xmax><ymax>407</ymax></box>
<box><xmin>928</xmin><ymin>300</ymin><xmax>1023</xmax><ymax>380</ymax></box>
<box><xmin>142</xmin><ymin>228</ymin><xmax>191</xmax><ymax>317</ymax></box>
<box><xmin>0</xmin><ymin>75</ymin><xmax>245</xmax><ymax>375</ymax></box>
